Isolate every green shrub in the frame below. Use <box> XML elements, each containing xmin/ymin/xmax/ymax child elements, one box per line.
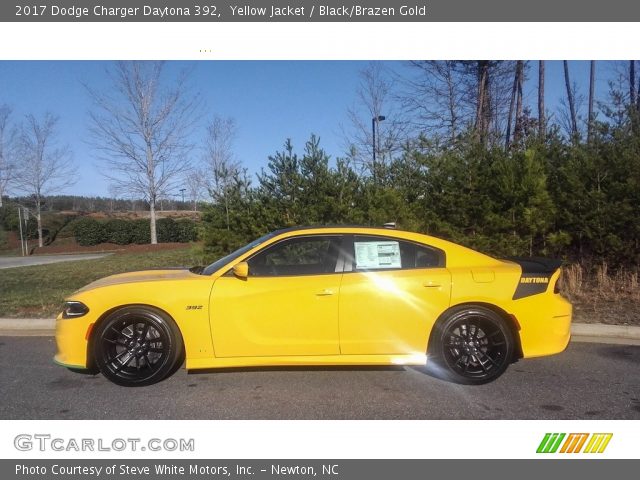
<box><xmin>0</xmin><ymin>226</ymin><xmax>7</xmax><ymax>250</ymax></box>
<box><xmin>73</xmin><ymin>218</ymin><xmax>107</xmax><ymax>246</ymax></box>
<box><xmin>70</xmin><ymin>216</ymin><xmax>196</xmax><ymax>246</ymax></box>
<box><xmin>0</xmin><ymin>203</ymin><xmax>19</xmax><ymax>231</ymax></box>
<box><xmin>203</xmin><ymin>227</ymin><xmax>246</xmax><ymax>258</ymax></box>
<box><xmin>175</xmin><ymin>219</ymin><xmax>198</xmax><ymax>242</ymax></box>
<box><xmin>157</xmin><ymin>218</ymin><xmax>198</xmax><ymax>243</ymax></box>
<box><xmin>130</xmin><ymin>219</ymin><xmax>151</xmax><ymax>244</ymax></box>
<box><xmin>157</xmin><ymin>218</ymin><xmax>178</xmax><ymax>242</ymax></box>
<box><xmin>104</xmin><ymin>218</ymin><xmax>134</xmax><ymax>245</ymax></box>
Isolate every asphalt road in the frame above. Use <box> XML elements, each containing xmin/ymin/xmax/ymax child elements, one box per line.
<box><xmin>0</xmin><ymin>253</ymin><xmax>111</xmax><ymax>269</ymax></box>
<box><xmin>0</xmin><ymin>336</ymin><xmax>638</xmax><ymax>420</ymax></box>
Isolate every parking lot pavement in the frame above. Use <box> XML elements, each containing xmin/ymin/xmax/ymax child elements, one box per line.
<box><xmin>0</xmin><ymin>253</ymin><xmax>111</xmax><ymax>269</ymax></box>
<box><xmin>0</xmin><ymin>337</ymin><xmax>638</xmax><ymax>420</ymax></box>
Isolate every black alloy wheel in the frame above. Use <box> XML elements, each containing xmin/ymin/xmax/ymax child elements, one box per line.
<box><xmin>94</xmin><ymin>307</ymin><xmax>183</xmax><ymax>387</ymax></box>
<box><xmin>432</xmin><ymin>306</ymin><xmax>514</xmax><ymax>385</ymax></box>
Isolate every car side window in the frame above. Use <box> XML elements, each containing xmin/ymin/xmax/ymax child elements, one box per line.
<box><xmin>248</xmin><ymin>236</ymin><xmax>342</xmax><ymax>277</ymax></box>
<box><xmin>353</xmin><ymin>236</ymin><xmax>444</xmax><ymax>271</ymax></box>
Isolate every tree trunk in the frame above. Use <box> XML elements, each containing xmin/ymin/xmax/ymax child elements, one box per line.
<box><xmin>36</xmin><ymin>197</ymin><xmax>43</xmax><ymax>248</ymax></box>
<box><xmin>587</xmin><ymin>60</ymin><xmax>596</xmax><ymax>144</ymax></box>
<box><xmin>445</xmin><ymin>63</ymin><xmax>458</xmax><ymax>143</ymax></box>
<box><xmin>149</xmin><ymin>197</ymin><xmax>158</xmax><ymax>244</ymax></box>
<box><xmin>224</xmin><ymin>194</ymin><xmax>230</xmax><ymax>231</ymax></box>
<box><xmin>505</xmin><ymin>63</ymin><xmax>518</xmax><ymax>150</ymax></box>
<box><xmin>475</xmin><ymin>61</ymin><xmax>490</xmax><ymax>144</ymax></box>
<box><xmin>563</xmin><ymin>60</ymin><xmax>578</xmax><ymax>138</ymax></box>
<box><xmin>514</xmin><ymin>61</ymin><xmax>524</xmax><ymax>143</ymax></box>
<box><xmin>538</xmin><ymin>60</ymin><xmax>546</xmax><ymax>139</ymax></box>
<box><xmin>630</xmin><ymin>61</ymin><xmax>637</xmax><ymax>109</ymax></box>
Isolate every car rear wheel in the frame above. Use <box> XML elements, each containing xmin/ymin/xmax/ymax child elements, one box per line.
<box><xmin>431</xmin><ymin>306</ymin><xmax>514</xmax><ymax>385</ymax></box>
<box><xmin>93</xmin><ymin>306</ymin><xmax>183</xmax><ymax>387</ymax></box>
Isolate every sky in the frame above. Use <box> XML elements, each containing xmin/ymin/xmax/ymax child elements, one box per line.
<box><xmin>0</xmin><ymin>60</ymin><xmax>622</xmax><ymax>198</ymax></box>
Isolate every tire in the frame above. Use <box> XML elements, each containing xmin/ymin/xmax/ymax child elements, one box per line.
<box><xmin>93</xmin><ymin>306</ymin><xmax>184</xmax><ymax>387</ymax></box>
<box><xmin>430</xmin><ymin>306</ymin><xmax>514</xmax><ymax>385</ymax></box>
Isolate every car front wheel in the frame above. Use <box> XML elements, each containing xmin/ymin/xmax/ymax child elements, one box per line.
<box><xmin>93</xmin><ymin>306</ymin><xmax>183</xmax><ymax>387</ymax></box>
<box><xmin>431</xmin><ymin>306</ymin><xmax>514</xmax><ymax>385</ymax></box>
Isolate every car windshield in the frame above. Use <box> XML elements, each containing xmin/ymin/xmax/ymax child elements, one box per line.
<box><xmin>197</xmin><ymin>232</ymin><xmax>276</xmax><ymax>276</ymax></box>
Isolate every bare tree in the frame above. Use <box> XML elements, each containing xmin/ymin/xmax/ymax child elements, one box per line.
<box><xmin>587</xmin><ymin>60</ymin><xmax>596</xmax><ymax>143</ymax></box>
<box><xmin>451</xmin><ymin>60</ymin><xmax>514</xmax><ymax>147</ymax></box>
<box><xmin>184</xmin><ymin>169</ymin><xmax>204</xmax><ymax>211</ymax></box>
<box><xmin>107</xmin><ymin>184</ymin><xmax>121</xmax><ymax>212</ymax></box>
<box><xmin>343</xmin><ymin>62</ymin><xmax>406</xmax><ymax>178</ymax></box>
<box><xmin>87</xmin><ymin>61</ymin><xmax>200</xmax><ymax>244</ymax></box>
<box><xmin>538</xmin><ymin>60</ymin><xmax>546</xmax><ymax>139</ymax></box>
<box><xmin>14</xmin><ymin>113</ymin><xmax>76</xmax><ymax>247</ymax></box>
<box><xmin>203</xmin><ymin>116</ymin><xmax>240</xmax><ymax>229</ymax></box>
<box><xmin>563</xmin><ymin>60</ymin><xmax>579</xmax><ymax>138</ymax></box>
<box><xmin>397</xmin><ymin>60</ymin><xmax>513</xmax><ymax>148</ymax></box>
<box><xmin>0</xmin><ymin>105</ymin><xmax>16</xmax><ymax>207</ymax></box>
<box><xmin>397</xmin><ymin>61</ymin><xmax>472</xmax><ymax>144</ymax></box>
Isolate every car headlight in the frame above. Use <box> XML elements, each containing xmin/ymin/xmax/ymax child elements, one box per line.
<box><xmin>62</xmin><ymin>301</ymin><xmax>89</xmax><ymax>319</ymax></box>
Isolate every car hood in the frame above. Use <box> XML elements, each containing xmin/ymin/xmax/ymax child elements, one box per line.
<box><xmin>74</xmin><ymin>268</ymin><xmax>196</xmax><ymax>293</ymax></box>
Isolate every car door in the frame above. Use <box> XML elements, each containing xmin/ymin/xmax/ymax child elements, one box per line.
<box><xmin>209</xmin><ymin>235</ymin><xmax>343</xmax><ymax>357</ymax></box>
<box><xmin>338</xmin><ymin>235</ymin><xmax>452</xmax><ymax>355</ymax></box>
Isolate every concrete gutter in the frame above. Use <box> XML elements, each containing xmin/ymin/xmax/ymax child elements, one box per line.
<box><xmin>0</xmin><ymin>318</ymin><xmax>639</xmax><ymax>345</ymax></box>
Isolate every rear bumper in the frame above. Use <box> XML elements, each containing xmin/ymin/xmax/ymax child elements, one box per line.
<box><xmin>512</xmin><ymin>293</ymin><xmax>572</xmax><ymax>358</ymax></box>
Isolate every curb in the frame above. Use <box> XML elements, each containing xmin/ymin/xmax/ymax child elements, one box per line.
<box><xmin>0</xmin><ymin>319</ymin><xmax>639</xmax><ymax>344</ymax></box>
<box><xmin>0</xmin><ymin>318</ymin><xmax>55</xmax><ymax>336</ymax></box>
<box><xmin>570</xmin><ymin>323</ymin><xmax>640</xmax><ymax>346</ymax></box>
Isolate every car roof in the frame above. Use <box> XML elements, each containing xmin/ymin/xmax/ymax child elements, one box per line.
<box><xmin>272</xmin><ymin>225</ymin><xmax>403</xmax><ymax>235</ymax></box>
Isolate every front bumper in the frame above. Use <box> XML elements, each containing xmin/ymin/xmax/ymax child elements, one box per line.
<box><xmin>54</xmin><ymin>312</ymin><xmax>92</xmax><ymax>369</ymax></box>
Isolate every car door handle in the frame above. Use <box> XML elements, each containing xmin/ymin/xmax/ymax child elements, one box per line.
<box><xmin>316</xmin><ymin>289</ymin><xmax>335</xmax><ymax>296</ymax></box>
<box><xmin>423</xmin><ymin>282</ymin><xmax>442</xmax><ymax>288</ymax></box>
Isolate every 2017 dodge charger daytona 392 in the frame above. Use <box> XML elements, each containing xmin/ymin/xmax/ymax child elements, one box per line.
<box><xmin>54</xmin><ymin>226</ymin><xmax>572</xmax><ymax>386</ymax></box>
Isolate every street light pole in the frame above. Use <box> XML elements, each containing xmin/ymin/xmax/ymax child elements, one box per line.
<box><xmin>372</xmin><ymin>115</ymin><xmax>385</xmax><ymax>183</ymax></box>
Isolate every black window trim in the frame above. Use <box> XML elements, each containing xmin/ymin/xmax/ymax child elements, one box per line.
<box><xmin>344</xmin><ymin>234</ymin><xmax>446</xmax><ymax>273</ymax></box>
<box><xmin>224</xmin><ymin>234</ymin><xmax>350</xmax><ymax>278</ymax></box>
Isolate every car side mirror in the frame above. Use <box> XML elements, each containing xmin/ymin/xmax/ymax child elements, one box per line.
<box><xmin>233</xmin><ymin>261</ymin><xmax>249</xmax><ymax>279</ymax></box>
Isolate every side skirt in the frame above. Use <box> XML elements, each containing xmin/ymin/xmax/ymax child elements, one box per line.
<box><xmin>186</xmin><ymin>353</ymin><xmax>428</xmax><ymax>370</ymax></box>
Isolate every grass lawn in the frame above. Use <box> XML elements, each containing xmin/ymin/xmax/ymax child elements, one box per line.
<box><xmin>0</xmin><ymin>247</ymin><xmax>212</xmax><ymax>318</ymax></box>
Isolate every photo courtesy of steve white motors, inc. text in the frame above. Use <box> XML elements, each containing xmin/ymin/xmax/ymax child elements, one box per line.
<box><xmin>14</xmin><ymin>462</ymin><xmax>336</xmax><ymax>477</ymax></box>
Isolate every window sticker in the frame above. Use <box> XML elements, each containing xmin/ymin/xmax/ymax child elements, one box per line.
<box><xmin>354</xmin><ymin>241</ymin><xmax>401</xmax><ymax>269</ymax></box>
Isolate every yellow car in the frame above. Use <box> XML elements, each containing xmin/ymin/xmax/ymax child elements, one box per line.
<box><xmin>54</xmin><ymin>226</ymin><xmax>572</xmax><ymax>386</ymax></box>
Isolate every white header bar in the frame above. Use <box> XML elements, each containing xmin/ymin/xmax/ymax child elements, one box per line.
<box><xmin>0</xmin><ymin>23</ymin><xmax>639</xmax><ymax>60</ymax></box>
